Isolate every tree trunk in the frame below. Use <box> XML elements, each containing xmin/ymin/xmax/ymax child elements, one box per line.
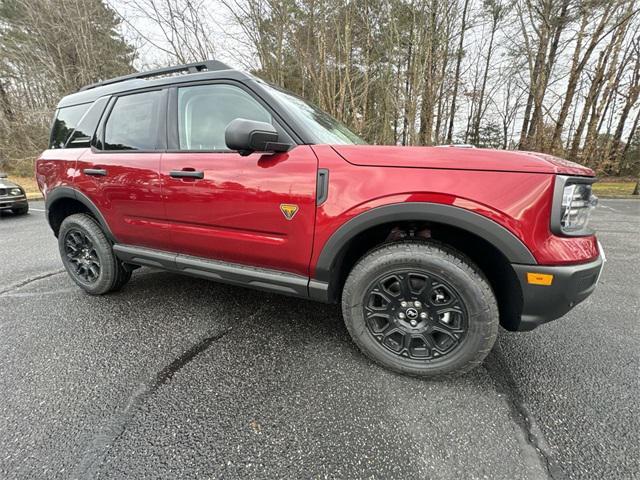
<box><xmin>609</xmin><ymin>52</ymin><xmax>640</xmax><ymax>167</ymax></box>
<box><xmin>527</xmin><ymin>1</ymin><xmax>570</xmax><ymax>151</ymax></box>
<box><xmin>569</xmin><ymin>49</ymin><xmax>609</xmax><ymax>160</ymax></box>
<box><xmin>0</xmin><ymin>82</ymin><xmax>15</xmax><ymax>122</ymax></box>
<box><xmin>471</xmin><ymin>10</ymin><xmax>498</xmax><ymax>145</ymax></box>
<box><xmin>445</xmin><ymin>0</ymin><xmax>470</xmax><ymax>144</ymax></box>
<box><xmin>551</xmin><ymin>4</ymin><xmax>618</xmax><ymax>152</ymax></box>
<box><xmin>582</xmin><ymin>22</ymin><xmax>630</xmax><ymax>164</ymax></box>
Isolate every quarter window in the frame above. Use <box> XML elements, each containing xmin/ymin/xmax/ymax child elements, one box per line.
<box><xmin>177</xmin><ymin>84</ymin><xmax>272</xmax><ymax>151</ymax></box>
<box><xmin>66</xmin><ymin>97</ymin><xmax>109</xmax><ymax>149</ymax></box>
<box><xmin>50</xmin><ymin>103</ymin><xmax>90</xmax><ymax>149</ymax></box>
<box><xmin>104</xmin><ymin>91</ymin><xmax>161</xmax><ymax>150</ymax></box>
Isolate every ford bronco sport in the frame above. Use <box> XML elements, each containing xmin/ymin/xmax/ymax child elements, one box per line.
<box><xmin>36</xmin><ymin>61</ymin><xmax>604</xmax><ymax>377</ymax></box>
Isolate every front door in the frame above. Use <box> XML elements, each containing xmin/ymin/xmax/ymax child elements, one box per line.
<box><xmin>160</xmin><ymin>83</ymin><xmax>317</xmax><ymax>276</ymax></box>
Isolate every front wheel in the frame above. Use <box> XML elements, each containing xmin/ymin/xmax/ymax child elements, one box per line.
<box><xmin>342</xmin><ymin>241</ymin><xmax>498</xmax><ymax>377</ymax></box>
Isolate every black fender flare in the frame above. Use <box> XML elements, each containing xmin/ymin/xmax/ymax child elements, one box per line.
<box><xmin>45</xmin><ymin>186</ymin><xmax>116</xmax><ymax>242</ymax></box>
<box><xmin>313</xmin><ymin>201</ymin><xmax>537</xmax><ymax>285</ymax></box>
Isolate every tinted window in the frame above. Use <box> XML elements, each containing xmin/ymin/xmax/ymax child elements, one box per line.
<box><xmin>50</xmin><ymin>103</ymin><xmax>90</xmax><ymax>149</ymax></box>
<box><xmin>178</xmin><ymin>84</ymin><xmax>272</xmax><ymax>150</ymax></box>
<box><xmin>104</xmin><ymin>91</ymin><xmax>161</xmax><ymax>150</ymax></box>
<box><xmin>66</xmin><ymin>97</ymin><xmax>109</xmax><ymax>149</ymax></box>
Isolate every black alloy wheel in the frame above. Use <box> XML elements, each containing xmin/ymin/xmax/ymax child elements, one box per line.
<box><xmin>341</xmin><ymin>241</ymin><xmax>498</xmax><ymax>377</ymax></box>
<box><xmin>63</xmin><ymin>229</ymin><xmax>101</xmax><ymax>283</ymax></box>
<box><xmin>363</xmin><ymin>270</ymin><xmax>468</xmax><ymax>360</ymax></box>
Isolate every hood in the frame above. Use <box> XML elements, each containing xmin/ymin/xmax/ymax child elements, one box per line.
<box><xmin>331</xmin><ymin>145</ymin><xmax>594</xmax><ymax>176</ymax></box>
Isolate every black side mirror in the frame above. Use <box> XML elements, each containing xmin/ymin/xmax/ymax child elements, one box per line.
<box><xmin>225</xmin><ymin>118</ymin><xmax>291</xmax><ymax>156</ymax></box>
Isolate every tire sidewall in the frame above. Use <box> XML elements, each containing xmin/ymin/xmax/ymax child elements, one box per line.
<box><xmin>58</xmin><ymin>214</ymin><xmax>117</xmax><ymax>295</ymax></box>
<box><xmin>342</xmin><ymin>243</ymin><xmax>496</xmax><ymax>377</ymax></box>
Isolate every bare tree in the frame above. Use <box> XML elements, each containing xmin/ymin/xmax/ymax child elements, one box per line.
<box><xmin>118</xmin><ymin>0</ymin><xmax>217</xmax><ymax>64</ymax></box>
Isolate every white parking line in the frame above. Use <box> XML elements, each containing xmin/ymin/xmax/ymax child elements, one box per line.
<box><xmin>599</xmin><ymin>204</ymin><xmax>620</xmax><ymax>213</ymax></box>
<box><xmin>30</xmin><ymin>208</ymin><xmax>45</xmax><ymax>212</ymax></box>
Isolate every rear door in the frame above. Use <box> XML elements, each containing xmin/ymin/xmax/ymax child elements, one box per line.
<box><xmin>160</xmin><ymin>82</ymin><xmax>317</xmax><ymax>276</ymax></box>
<box><xmin>76</xmin><ymin>89</ymin><xmax>171</xmax><ymax>250</ymax></box>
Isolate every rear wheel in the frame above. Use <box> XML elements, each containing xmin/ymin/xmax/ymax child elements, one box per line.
<box><xmin>58</xmin><ymin>213</ymin><xmax>131</xmax><ymax>294</ymax></box>
<box><xmin>342</xmin><ymin>241</ymin><xmax>498</xmax><ymax>377</ymax></box>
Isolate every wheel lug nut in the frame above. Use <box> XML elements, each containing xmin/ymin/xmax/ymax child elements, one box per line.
<box><xmin>420</xmin><ymin>312</ymin><xmax>427</xmax><ymax>319</ymax></box>
<box><xmin>414</xmin><ymin>301</ymin><xmax>422</xmax><ymax>308</ymax></box>
<box><xmin>400</xmin><ymin>301</ymin><xmax>408</xmax><ymax>308</ymax></box>
<box><xmin>398</xmin><ymin>312</ymin><xmax>406</xmax><ymax>319</ymax></box>
<box><xmin>410</xmin><ymin>320</ymin><xmax>418</xmax><ymax>327</ymax></box>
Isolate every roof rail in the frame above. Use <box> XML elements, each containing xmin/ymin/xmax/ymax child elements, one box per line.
<box><xmin>435</xmin><ymin>144</ymin><xmax>477</xmax><ymax>148</ymax></box>
<box><xmin>79</xmin><ymin>60</ymin><xmax>231</xmax><ymax>92</ymax></box>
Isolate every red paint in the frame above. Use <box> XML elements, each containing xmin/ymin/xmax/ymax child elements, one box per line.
<box><xmin>36</xmin><ymin>148</ymin><xmax>82</xmax><ymax>196</ymax></box>
<box><xmin>37</xmin><ymin>143</ymin><xmax>599</xmax><ymax>279</ymax></box>
<box><xmin>333</xmin><ymin>145</ymin><xmax>595</xmax><ymax>176</ymax></box>
<box><xmin>159</xmin><ymin>147</ymin><xmax>317</xmax><ymax>274</ymax></box>
<box><xmin>74</xmin><ymin>150</ymin><xmax>172</xmax><ymax>250</ymax></box>
<box><xmin>310</xmin><ymin>145</ymin><xmax>598</xmax><ymax>270</ymax></box>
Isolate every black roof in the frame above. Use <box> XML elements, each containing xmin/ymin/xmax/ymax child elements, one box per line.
<box><xmin>57</xmin><ymin>60</ymin><xmax>253</xmax><ymax>108</ymax></box>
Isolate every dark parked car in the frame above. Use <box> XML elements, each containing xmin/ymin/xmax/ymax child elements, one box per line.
<box><xmin>0</xmin><ymin>173</ymin><xmax>29</xmax><ymax>215</ymax></box>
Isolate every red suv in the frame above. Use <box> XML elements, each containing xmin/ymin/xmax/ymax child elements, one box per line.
<box><xmin>36</xmin><ymin>61</ymin><xmax>604</xmax><ymax>377</ymax></box>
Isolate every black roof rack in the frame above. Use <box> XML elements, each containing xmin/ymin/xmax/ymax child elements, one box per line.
<box><xmin>79</xmin><ymin>60</ymin><xmax>231</xmax><ymax>92</ymax></box>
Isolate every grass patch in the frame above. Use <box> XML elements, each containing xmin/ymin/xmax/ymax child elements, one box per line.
<box><xmin>593</xmin><ymin>182</ymin><xmax>637</xmax><ymax>198</ymax></box>
<box><xmin>4</xmin><ymin>174</ymin><xmax>41</xmax><ymax>198</ymax></box>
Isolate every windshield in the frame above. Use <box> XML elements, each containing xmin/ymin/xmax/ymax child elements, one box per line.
<box><xmin>261</xmin><ymin>83</ymin><xmax>366</xmax><ymax>145</ymax></box>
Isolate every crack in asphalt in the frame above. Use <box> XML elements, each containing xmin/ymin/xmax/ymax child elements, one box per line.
<box><xmin>484</xmin><ymin>343</ymin><xmax>565</xmax><ymax>480</ymax></box>
<box><xmin>0</xmin><ymin>269</ymin><xmax>65</xmax><ymax>296</ymax></box>
<box><xmin>74</xmin><ymin>327</ymin><xmax>233</xmax><ymax>479</ymax></box>
<box><xmin>75</xmin><ymin>305</ymin><xmax>268</xmax><ymax>479</ymax></box>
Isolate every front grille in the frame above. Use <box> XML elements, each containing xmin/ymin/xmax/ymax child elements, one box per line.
<box><xmin>0</xmin><ymin>188</ymin><xmax>6</xmax><ymax>196</ymax></box>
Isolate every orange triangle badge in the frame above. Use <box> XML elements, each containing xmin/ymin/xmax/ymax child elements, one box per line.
<box><xmin>280</xmin><ymin>204</ymin><xmax>299</xmax><ymax>220</ymax></box>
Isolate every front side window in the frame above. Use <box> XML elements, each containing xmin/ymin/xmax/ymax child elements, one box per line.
<box><xmin>104</xmin><ymin>91</ymin><xmax>161</xmax><ymax>150</ymax></box>
<box><xmin>259</xmin><ymin>81</ymin><xmax>366</xmax><ymax>145</ymax></box>
<box><xmin>178</xmin><ymin>84</ymin><xmax>272</xmax><ymax>151</ymax></box>
<box><xmin>50</xmin><ymin>103</ymin><xmax>90</xmax><ymax>149</ymax></box>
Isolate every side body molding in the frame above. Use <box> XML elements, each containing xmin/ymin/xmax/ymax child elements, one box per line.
<box><xmin>45</xmin><ymin>186</ymin><xmax>116</xmax><ymax>242</ymax></box>
<box><xmin>314</xmin><ymin>202</ymin><xmax>538</xmax><ymax>284</ymax></box>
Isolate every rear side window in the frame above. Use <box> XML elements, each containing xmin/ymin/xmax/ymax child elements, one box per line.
<box><xmin>104</xmin><ymin>91</ymin><xmax>161</xmax><ymax>150</ymax></box>
<box><xmin>50</xmin><ymin>103</ymin><xmax>90</xmax><ymax>149</ymax></box>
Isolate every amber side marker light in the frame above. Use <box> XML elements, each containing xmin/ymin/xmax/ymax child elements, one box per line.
<box><xmin>527</xmin><ymin>272</ymin><xmax>554</xmax><ymax>286</ymax></box>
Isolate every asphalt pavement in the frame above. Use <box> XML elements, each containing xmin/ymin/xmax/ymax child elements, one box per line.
<box><xmin>0</xmin><ymin>200</ymin><xmax>638</xmax><ymax>480</ymax></box>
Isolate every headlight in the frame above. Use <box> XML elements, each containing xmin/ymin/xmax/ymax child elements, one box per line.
<box><xmin>551</xmin><ymin>176</ymin><xmax>597</xmax><ymax>236</ymax></box>
<box><xmin>9</xmin><ymin>187</ymin><xmax>23</xmax><ymax>196</ymax></box>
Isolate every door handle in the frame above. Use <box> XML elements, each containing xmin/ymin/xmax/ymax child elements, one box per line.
<box><xmin>170</xmin><ymin>169</ymin><xmax>204</xmax><ymax>179</ymax></box>
<box><xmin>83</xmin><ymin>168</ymin><xmax>107</xmax><ymax>176</ymax></box>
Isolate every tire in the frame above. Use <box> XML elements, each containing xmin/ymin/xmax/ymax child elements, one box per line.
<box><xmin>58</xmin><ymin>213</ymin><xmax>131</xmax><ymax>295</ymax></box>
<box><xmin>111</xmin><ymin>265</ymin><xmax>132</xmax><ymax>292</ymax></box>
<box><xmin>342</xmin><ymin>241</ymin><xmax>498</xmax><ymax>378</ymax></box>
<box><xmin>12</xmin><ymin>203</ymin><xmax>28</xmax><ymax>215</ymax></box>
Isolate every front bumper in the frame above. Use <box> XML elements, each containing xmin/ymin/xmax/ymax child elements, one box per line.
<box><xmin>0</xmin><ymin>195</ymin><xmax>28</xmax><ymax>210</ymax></box>
<box><xmin>512</xmin><ymin>249</ymin><xmax>605</xmax><ymax>331</ymax></box>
